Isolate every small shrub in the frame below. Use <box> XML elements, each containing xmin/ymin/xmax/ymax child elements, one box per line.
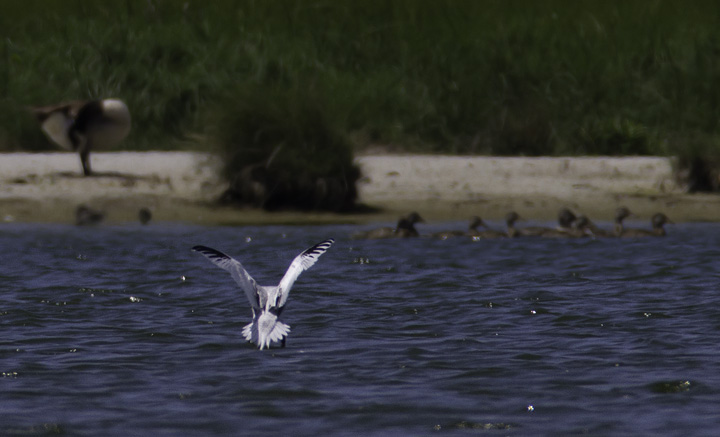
<box><xmin>209</xmin><ymin>85</ymin><xmax>360</xmax><ymax>211</ymax></box>
<box><xmin>671</xmin><ymin>137</ymin><xmax>720</xmax><ymax>192</ymax></box>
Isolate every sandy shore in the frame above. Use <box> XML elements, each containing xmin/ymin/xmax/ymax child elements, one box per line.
<box><xmin>0</xmin><ymin>151</ymin><xmax>718</xmax><ymax>225</ymax></box>
<box><xmin>354</xmin><ymin>155</ymin><xmax>718</xmax><ymax>223</ymax></box>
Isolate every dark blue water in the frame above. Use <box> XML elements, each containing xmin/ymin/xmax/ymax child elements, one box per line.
<box><xmin>1</xmin><ymin>220</ymin><xmax>719</xmax><ymax>436</ymax></box>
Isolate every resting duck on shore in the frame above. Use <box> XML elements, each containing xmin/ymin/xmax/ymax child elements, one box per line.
<box><xmin>618</xmin><ymin>213</ymin><xmax>672</xmax><ymax>238</ymax></box>
<box><xmin>138</xmin><ymin>207</ymin><xmax>152</xmax><ymax>225</ymax></box>
<box><xmin>75</xmin><ymin>204</ymin><xmax>104</xmax><ymax>226</ymax></box>
<box><xmin>30</xmin><ymin>99</ymin><xmax>131</xmax><ymax>176</ymax></box>
<box><xmin>432</xmin><ymin>216</ymin><xmax>486</xmax><ymax>239</ymax></box>
<box><xmin>352</xmin><ymin>212</ymin><xmax>424</xmax><ymax>239</ymax></box>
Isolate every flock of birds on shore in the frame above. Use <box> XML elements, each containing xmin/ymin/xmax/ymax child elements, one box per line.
<box><xmin>29</xmin><ymin>97</ymin><xmax>675</xmax><ymax>350</ymax></box>
<box><xmin>352</xmin><ymin>207</ymin><xmax>672</xmax><ymax>240</ymax></box>
<box><xmin>28</xmin><ymin>96</ymin><xmax>673</xmax><ymax>241</ymax></box>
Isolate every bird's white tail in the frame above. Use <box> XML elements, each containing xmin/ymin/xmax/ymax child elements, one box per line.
<box><xmin>244</xmin><ymin>311</ymin><xmax>291</xmax><ymax>350</ymax></box>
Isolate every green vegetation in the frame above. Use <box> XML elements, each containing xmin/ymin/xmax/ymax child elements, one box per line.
<box><xmin>210</xmin><ymin>85</ymin><xmax>359</xmax><ymax>211</ymax></box>
<box><xmin>2</xmin><ymin>0</ymin><xmax>720</xmax><ymax>192</ymax></box>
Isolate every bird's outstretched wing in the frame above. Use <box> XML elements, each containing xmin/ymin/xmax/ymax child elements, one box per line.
<box><xmin>192</xmin><ymin>245</ymin><xmax>260</xmax><ymax>309</ymax></box>
<box><xmin>276</xmin><ymin>238</ymin><xmax>334</xmax><ymax>307</ymax></box>
<box><xmin>30</xmin><ymin>101</ymin><xmax>87</xmax><ymax>151</ymax></box>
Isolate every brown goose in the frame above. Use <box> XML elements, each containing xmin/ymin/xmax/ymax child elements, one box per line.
<box><xmin>619</xmin><ymin>213</ymin><xmax>672</xmax><ymax>238</ymax></box>
<box><xmin>352</xmin><ymin>212</ymin><xmax>425</xmax><ymax>239</ymax></box>
<box><xmin>30</xmin><ymin>99</ymin><xmax>131</xmax><ymax>176</ymax></box>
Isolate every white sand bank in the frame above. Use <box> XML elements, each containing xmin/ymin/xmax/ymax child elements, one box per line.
<box><xmin>0</xmin><ymin>152</ymin><xmax>224</xmax><ymax>201</ymax></box>
<box><xmin>0</xmin><ymin>151</ymin><xmax>718</xmax><ymax>224</ymax></box>
<box><xmin>356</xmin><ymin>155</ymin><xmax>680</xmax><ymax>200</ymax></box>
<box><xmin>354</xmin><ymin>155</ymin><xmax>720</xmax><ymax>222</ymax></box>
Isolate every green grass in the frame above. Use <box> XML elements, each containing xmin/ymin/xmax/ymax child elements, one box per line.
<box><xmin>1</xmin><ymin>0</ymin><xmax>720</xmax><ymax>162</ymax></box>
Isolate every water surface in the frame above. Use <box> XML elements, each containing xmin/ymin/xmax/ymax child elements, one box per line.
<box><xmin>1</xmin><ymin>221</ymin><xmax>719</xmax><ymax>436</ymax></box>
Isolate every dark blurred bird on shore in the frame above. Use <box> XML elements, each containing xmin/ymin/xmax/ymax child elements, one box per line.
<box><xmin>30</xmin><ymin>99</ymin><xmax>131</xmax><ymax>176</ymax></box>
<box><xmin>138</xmin><ymin>207</ymin><xmax>152</xmax><ymax>225</ymax></box>
<box><xmin>75</xmin><ymin>204</ymin><xmax>104</xmax><ymax>226</ymax></box>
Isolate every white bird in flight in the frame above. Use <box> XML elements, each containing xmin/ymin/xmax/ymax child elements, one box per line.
<box><xmin>192</xmin><ymin>238</ymin><xmax>335</xmax><ymax>350</ymax></box>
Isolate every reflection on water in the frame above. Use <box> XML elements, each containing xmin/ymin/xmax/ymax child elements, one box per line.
<box><xmin>1</xmin><ymin>221</ymin><xmax>719</xmax><ymax>435</ymax></box>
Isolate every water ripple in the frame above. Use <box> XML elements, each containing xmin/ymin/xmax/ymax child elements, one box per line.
<box><xmin>1</xmin><ymin>222</ymin><xmax>720</xmax><ymax>435</ymax></box>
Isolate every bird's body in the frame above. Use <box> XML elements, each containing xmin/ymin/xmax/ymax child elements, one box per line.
<box><xmin>540</xmin><ymin>222</ymin><xmax>593</xmax><ymax>238</ymax></box>
<box><xmin>138</xmin><ymin>207</ymin><xmax>152</xmax><ymax>225</ymax></box>
<box><xmin>192</xmin><ymin>238</ymin><xmax>334</xmax><ymax>350</ymax></box>
<box><xmin>433</xmin><ymin>216</ymin><xmax>486</xmax><ymax>239</ymax></box>
<box><xmin>502</xmin><ymin>212</ymin><xmax>523</xmax><ymax>238</ymax></box>
<box><xmin>431</xmin><ymin>229</ymin><xmax>465</xmax><ymax>240</ymax></box>
<box><xmin>539</xmin><ymin>227</ymin><xmax>584</xmax><ymax>238</ymax></box>
<box><xmin>470</xmin><ymin>228</ymin><xmax>509</xmax><ymax>239</ymax></box>
<box><xmin>352</xmin><ymin>212</ymin><xmax>424</xmax><ymax>239</ymax></box>
<box><xmin>469</xmin><ymin>212</ymin><xmax>523</xmax><ymax>239</ymax></box>
<box><xmin>355</xmin><ymin>226</ymin><xmax>395</xmax><ymax>239</ymax></box>
<box><xmin>515</xmin><ymin>208</ymin><xmax>578</xmax><ymax>237</ymax></box>
<box><xmin>537</xmin><ymin>208</ymin><xmax>581</xmax><ymax>237</ymax></box>
<box><xmin>75</xmin><ymin>204</ymin><xmax>104</xmax><ymax>226</ymax></box>
<box><xmin>31</xmin><ymin>99</ymin><xmax>131</xmax><ymax>176</ymax></box>
<box><xmin>468</xmin><ymin>216</ymin><xmax>511</xmax><ymax>239</ymax></box>
<box><xmin>619</xmin><ymin>213</ymin><xmax>672</xmax><ymax>238</ymax></box>
<box><xmin>613</xmin><ymin>207</ymin><xmax>632</xmax><ymax>236</ymax></box>
<box><xmin>575</xmin><ymin>215</ymin><xmax>612</xmax><ymax>238</ymax></box>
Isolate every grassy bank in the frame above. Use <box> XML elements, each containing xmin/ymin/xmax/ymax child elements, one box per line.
<box><xmin>1</xmin><ymin>1</ymin><xmax>720</xmax><ymax>163</ymax></box>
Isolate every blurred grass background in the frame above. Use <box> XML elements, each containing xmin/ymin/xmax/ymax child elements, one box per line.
<box><xmin>1</xmin><ymin>0</ymin><xmax>720</xmax><ymax>192</ymax></box>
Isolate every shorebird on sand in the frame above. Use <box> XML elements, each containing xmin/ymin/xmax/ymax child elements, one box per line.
<box><xmin>30</xmin><ymin>99</ymin><xmax>131</xmax><ymax>176</ymax></box>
